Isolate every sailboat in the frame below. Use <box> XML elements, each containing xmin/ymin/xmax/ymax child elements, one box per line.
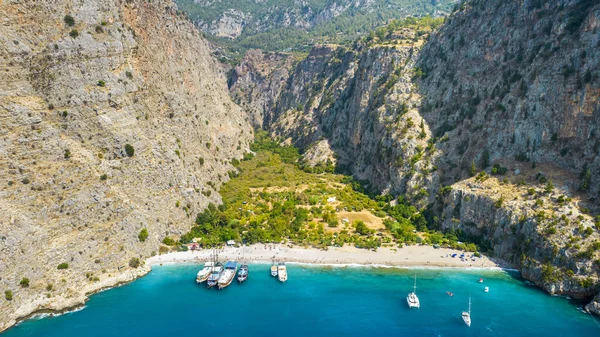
<box><xmin>406</xmin><ymin>272</ymin><xmax>420</xmax><ymax>308</ymax></box>
<box><xmin>462</xmin><ymin>295</ymin><xmax>472</xmax><ymax>327</ymax></box>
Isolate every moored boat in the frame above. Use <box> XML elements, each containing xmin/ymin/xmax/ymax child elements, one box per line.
<box><xmin>277</xmin><ymin>262</ymin><xmax>287</xmax><ymax>282</ymax></box>
<box><xmin>237</xmin><ymin>264</ymin><xmax>249</xmax><ymax>283</ymax></box>
<box><xmin>270</xmin><ymin>262</ymin><xmax>278</xmax><ymax>277</ymax></box>
<box><xmin>484</xmin><ymin>286</ymin><xmax>489</xmax><ymax>293</ymax></box>
<box><xmin>196</xmin><ymin>261</ymin><xmax>214</xmax><ymax>283</ymax></box>
<box><xmin>217</xmin><ymin>261</ymin><xmax>237</xmax><ymax>289</ymax></box>
<box><xmin>207</xmin><ymin>262</ymin><xmax>224</xmax><ymax>288</ymax></box>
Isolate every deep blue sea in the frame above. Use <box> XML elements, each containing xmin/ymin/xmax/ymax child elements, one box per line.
<box><xmin>3</xmin><ymin>264</ymin><xmax>599</xmax><ymax>337</ymax></box>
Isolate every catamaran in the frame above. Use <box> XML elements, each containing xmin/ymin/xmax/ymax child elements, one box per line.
<box><xmin>196</xmin><ymin>261</ymin><xmax>214</xmax><ymax>283</ymax></box>
<box><xmin>407</xmin><ymin>272</ymin><xmax>420</xmax><ymax>308</ymax></box>
<box><xmin>462</xmin><ymin>295</ymin><xmax>472</xmax><ymax>327</ymax></box>
<box><xmin>217</xmin><ymin>261</ymin><xmax>238</xmax><ymax>289</ymax></box>
<box><xmin>206</xmin><ymin>262</ymin><xmax>224</xmax><ymax>288</ymax></box>
<box><xmin>277</xmin><ymin>262</ymin><xmax>287</xmax><ymax>282</ymax></box>
<box><xmin>237</xmin><ymin>264</ymin><xmax>249</xmax><ymax>283</ymax></box>
<box><xmin>270</xmin><ymin>261</ymin><xmax>278</xmax><ymax>277</ymax></box>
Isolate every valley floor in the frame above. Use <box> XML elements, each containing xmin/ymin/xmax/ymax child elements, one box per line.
<box><xmin>146</xmin><ymin>244</ymin><xmax>511</xmax><ymax>269</ymax></box>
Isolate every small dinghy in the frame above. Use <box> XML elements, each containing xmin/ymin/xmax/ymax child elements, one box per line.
<box><xmin>484</xmin><ymin>286</ymin><xmax>489</xmax><ymax>293</ymax></box>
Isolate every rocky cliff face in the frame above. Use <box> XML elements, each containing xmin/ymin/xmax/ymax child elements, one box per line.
<box><xmin>420</xmin><ymin>0</ymin><xmax>600</xmax><ymax>314</ymax></box>
<box><xmin>229</xmin><ymin>49</ymin><xmax>294</xmax><ymax>127</ymax></box>
<box><xmin>230</xmin><ymin>0</ymin><xmax>600</xmax><ymax>312</ymax></box>
<box><xmin>417</xmin><ymin>0</ymin><xmax>600</xmax><ymax>206</ymax></box>
<box><xmin>0</xmin><ymin>0</ymin><xmax>252</xmax><ymax>331</ymax></box>
<box><xmin>231</xmin><ymin>24</ymin><xmax>438</xmax><ymax>202</ymax></box>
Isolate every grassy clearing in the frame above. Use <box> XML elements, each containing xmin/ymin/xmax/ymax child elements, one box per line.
<box><xmin>172</xmin><ymin>131</ymin><xmax>478</xmax><ymax>252</ymax></box>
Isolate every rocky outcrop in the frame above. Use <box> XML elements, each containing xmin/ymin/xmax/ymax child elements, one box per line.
<box><xmin>417</xmin><ymin>0</ymin><xmax>600</xmax><ymax>205</ymax></box>
<box><xmin>204</xmin><ymin>9</ymin><xmax>247</xmax><ymax>39</ymax></box>
<box><xmin>438</xmin><ymin>170</ymin><xmax>599</xmax><ymax>301</ymax></box>
<box><xmin>0</xmin><ymin>0</ymin><xmax>252</xmax><ymax>332</ymax></box>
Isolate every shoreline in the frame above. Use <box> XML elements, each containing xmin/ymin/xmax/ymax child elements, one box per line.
<box><xmin>146</xmin><ymin>244</ymin><xmax>514</xmax><ymax>270</ymax></box>
<box><xmin>0</xmin><ymin>245</ymin><xmax>511</xmax><ymax>334</ymax></box>
<box><xmin>1</xmin><ymin>266</ymin><xmax>150</xmax><ymax>334</ymax></box>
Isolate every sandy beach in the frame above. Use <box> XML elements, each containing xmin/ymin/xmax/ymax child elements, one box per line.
<box><xmin>146</xmin><ymin>244</ymin><xmax>511</xmax><ymax>269</ymax></box>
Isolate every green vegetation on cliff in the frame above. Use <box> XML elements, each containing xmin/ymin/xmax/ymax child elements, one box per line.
<box><xmin>174</xmin><ymin>131</ymin><xmax>479</xmax><ymax>252</ymax></box>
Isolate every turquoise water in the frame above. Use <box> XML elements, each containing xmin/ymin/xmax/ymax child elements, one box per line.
<box><xmin>3</xmin><ymin>264</ymin><xmax>599</xmax><ymax>337</ymax></box>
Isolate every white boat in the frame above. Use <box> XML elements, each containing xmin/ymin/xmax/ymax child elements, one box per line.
<box><xmin>270</xmin><ymin>262</ymin><xmax>278</xmax><ymax>277</ymax></box>
<box><xmin>237</xmin><ymin>264</ymin><xmax>249</xmax><ymax>283</ymax></box>
<box><xmin>196</xmin><ymin>261</ymin><xmax>214</xmax><ymax>283</ymax></box>
<box><xmin>407</xmin><ymin>273</ymin><xmax>420</xmax><ymax>309</ymax></box>
<box><xmin>462</xmin><ymin>295</ymin><xmax>472</xmax><ymax>327</ymax></box>
<box><xmin>277</xmin><ymin>262</ymin><xmax>287</xmax><ymax>282</ymax></box>
<box><xmin>217</xmin><ymin>261</ymin><xmax>237</xmax><ymax>289</ymax></box>
<box><xmin>484</xmin><ymin>286</ymin><xmax>489</xmax><ymax>293</ymax></box>
<box><xmin>206</xmin><ymin>262</ymin><xmax>224</xmax><ymax>288</ymax></box>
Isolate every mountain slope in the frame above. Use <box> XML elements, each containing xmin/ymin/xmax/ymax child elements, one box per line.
<box><xmin>0</xmin><ymin>0</ymin><xmax>252</xmax><ymax>331</ymax></box>
<box><xmin>175</xmin><ymin>0</ymin><xmax>458</xmax><ymax>58</ymax></box>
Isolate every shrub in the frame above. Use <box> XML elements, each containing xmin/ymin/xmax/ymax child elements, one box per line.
<box><xmin>162</xmin><ymin>236</ymin><xmax>176</xmax><ymax>246</ymax></box>
<box><xmin>544</xmin><ymin>181</ymin><xmax>554</xmax><ymax>193</ymax></box>
<box><xmin>468</xmin><ymin>160</ymin><xmax>477</xmax><ymax>177</ymax></box>
<box><xmin>46</xmin><ymin>284</ymin><xmax>53</xmax><ymax>291</ymax></box>
<box><xmin>69</xmin><ymin>29</ymin><xmax>79</xmax><ymax>38</ymax></box>
<box><xmin>4</xmin><ymin>290</ymin><xmax>12</xmax><ymax>301</ymax></box>
<box><xmin>64</xmin><ymin>15</ymin><xmax>75</xmax><ymax>26</ymax></box>
<box><xmin>97</xmin><ymin>80</ymin><xmax>106</xmax><ymax>87</ymax></box>
<box><xmin>57</xmin><ymin>263</ymin><xmax>69</xmax><ymax>270</ymax></box>
<box><xmin>125</xmin><ymin>144</ymin><xmax>135</xmax><ymax>157</ymax></box>
<box><xmin>491</xmin><ymin>164</ymin><xmax>508</xmax><ymax>175</ymax></box>
<box><xmin>100</xmin><ymin>174</ymin><xmax>107</xmax><ymax>181</ymax></box>
<box><xmin>129</xmin><ymin>258</ymin><xmax>140</xmax><ymax>268</ymax></box>
<box><xmin>198</xmin><ymin>157</ymin><xmax>205</xmax><ymax>165</ymax></box>
<box><xmin>95</xmin><ymin>25</ymin><xmax>103</xmax><ymax>33</ymax></box>
<box><xmin>21</xmin><ymin>177</ymin><xmax>30</xmax><ymax>184</ymax></box>
<box><xmin>125</xmin><ymin>71</ymin><xmax>133</xmax><ymax>79</ymax></box>
<box><xmin>64</xmin><ymin>149</ymin><xmax>71</xmax><ymax>159</ymax></box>
<box><xmin>19</xmin><ymin>278</ymin><xmax>30</xmax><ymax>288</ymax></box>
<box><xmin>138</xmin><ymin>228</ymin><xmax>148</xmax><ymax>242</ymax></box>
<box><xmin>494</xmin><ymin>196</ymin><xmax>505</xmax><ymax>209</ymax></box>
<box><xmin>354</xmin><ymin>221</ymin><xmax>371</xmax><ymax>236</ymax></box>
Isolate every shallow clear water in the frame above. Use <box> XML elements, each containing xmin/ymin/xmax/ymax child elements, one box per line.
<box><xmin>3</xmin><ymin>264</ymin><xmax>599</xmax><ymax>337</ymax></box>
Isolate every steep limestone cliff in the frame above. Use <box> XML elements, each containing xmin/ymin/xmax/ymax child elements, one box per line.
<box><xmin>229</xmin><ymin>49</ymin><xmax>294</xmax><ymax>128</ymax></box>
<box><xmin>417</xmin><ymin>0</ymin><xmax>600</xmax><ymax>206</ymax></box>
<box><xmin>0</xmin><ymin>0</ymin><xmax>252</xmax><ymax>331</ymax></box>
<box><xmin>230</xmin><ymin>24</ymin><xmax>439</xmax><ymax>201</ymax></box>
